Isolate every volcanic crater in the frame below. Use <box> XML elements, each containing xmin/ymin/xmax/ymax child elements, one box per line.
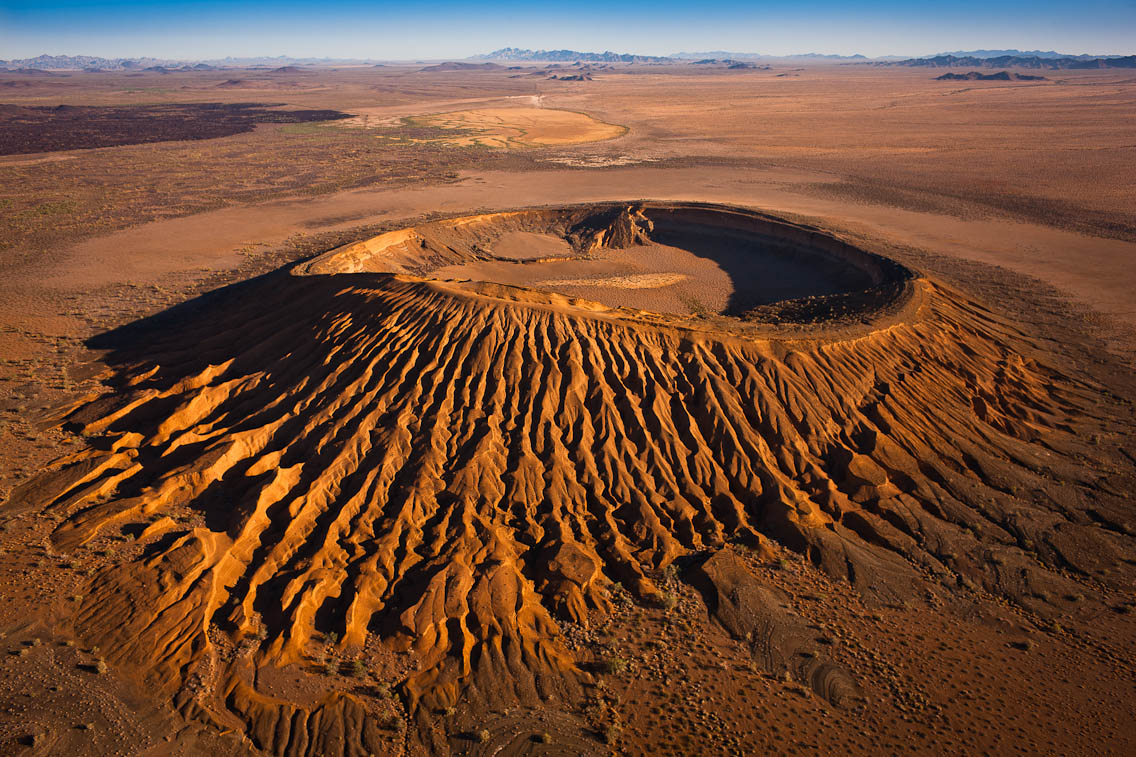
<box><xmin>14</xmin><ymin>202</ymin><xmax>1134</xmax><ymax>754</ymax></box>
<box><xmin>295</xmin><ymin>202</ymin><xmax>915</xmax><ymax>326</ymax></box>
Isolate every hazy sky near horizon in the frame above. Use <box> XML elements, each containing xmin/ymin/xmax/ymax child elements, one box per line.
<box><xmin>2</xmin><ymin>0</ymin><xmax>1134</xmax><ymax>60</ymax></box>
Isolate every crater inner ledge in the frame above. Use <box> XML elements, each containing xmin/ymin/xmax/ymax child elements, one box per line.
<box><xmin>295</xmin><ymin>201</ymin><xmax>915</xmax><ymax>324</ymax></box>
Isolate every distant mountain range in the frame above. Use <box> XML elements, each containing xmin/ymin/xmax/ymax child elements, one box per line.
<box><xmin>889</xmin><ymin>54</ymin><xmax>1136</xmax><ymax>69</ymax></box>
<box><xmin>4</xmin><ymin>49</ymin><xmax>1134</xmax><ymax>72</ymax></box>
<box><xmin>472</xmin><ymin>48</ymin><xmax>671</xmax><ymax>63</ymax></box>
<box><xmin>671</xmin><ymin>51</ymin><xmax>872</xmax><ymax>61</ymax></box>
<box><xmin>474</xmin><ymin>48</ymin><xmax>1134</xmax><ymax>65</ymax></box>
<box><xmin>930</xmin><ymin>49</ymin><xmax>1108</xmax><ymax>60</ymax></box>
<box><xmin>476</xmin><ymin>49</ymin><xmax>872</xmax><ymax>63</ymax></box>
<box><xmin>0</xmin><ymin>54</ymin><xmax>174</xmax><ymax>70</ymax></box>
<box><xmin>0</xmin><ymin>54</ymin><xmax>383</xmax><ymax>71</ymax></box>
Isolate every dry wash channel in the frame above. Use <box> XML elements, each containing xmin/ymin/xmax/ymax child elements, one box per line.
<box><xmin>14</xmin><ymin>202</ymin><xmax>1134</xmax><ymax>754</ymax></box>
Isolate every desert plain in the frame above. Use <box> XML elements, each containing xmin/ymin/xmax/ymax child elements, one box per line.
<box><xmin>0</xmin><ymin>61</ymin><xmax>1134</xmax><ymax>755</ymax></box>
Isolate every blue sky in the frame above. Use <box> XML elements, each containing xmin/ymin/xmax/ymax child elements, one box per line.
<box><xmin>2</xmin><ymin>0</ymin><xmax>1134</xmax><ymax>60</ymax></box>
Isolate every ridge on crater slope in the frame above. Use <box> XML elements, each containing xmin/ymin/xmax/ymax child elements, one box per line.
<box><xmin>12</xmin><ymin>202</ymin><xmax>1134</xmax><ymax>754</ymax></box>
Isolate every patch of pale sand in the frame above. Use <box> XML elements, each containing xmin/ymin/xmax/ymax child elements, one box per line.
<box><xmin>0</xmin><ymin>332</ymin><xmax>40</xmax><ymax>362</ymax></box>
<box><xmin>410</xmin><ymin>107</ymin><xmax>626</xmax><ymax>148</ymax></box>
<box><xmin>0</xmin><ymin>154</ymin><xmax>77</xmax><ymax>167</ymax></box>
<box><xmin>335</xmin><ymin>95</ymin><xmax>544</xmax><ymax>128</ymax></box>
<box><xmin>542</xmin><ymin>155</ymin><xmax>657</xmax><ymax>167</ymax></box>
<box><xmin>537</xmin><ymin>272</ymin><xmax>689</xmax><ymax>289</ymax></box>
<box><xmin>434</xmin><ymin>241</ymin><xmax>736</xmax><ymax>316</ymax></box>
<box><xmin>488</xmin><ymin>231</ymin><xmax>574</xmax><ymax>260</ymax></box>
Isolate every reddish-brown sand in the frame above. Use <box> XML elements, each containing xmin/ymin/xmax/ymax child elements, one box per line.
<box><xmin>0</xmin><ymin>64</ymin><xmax>1133</xmax><ymax>756</ymax></box>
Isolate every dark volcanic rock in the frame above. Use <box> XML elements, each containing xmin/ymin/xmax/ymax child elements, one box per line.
<box><xmin>0</xmin><ymin>102</ymin><xmax>350</xmax><ymax>155</ymax></box>
<box><xmin>936</xmin><ymin>71</ymin><xmax>1049</xmax><ymax>81</ymax></box>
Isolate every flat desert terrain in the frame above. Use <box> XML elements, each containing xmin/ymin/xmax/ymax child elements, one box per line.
<box><xmin>0</xmin><ymin>62</ymin><xmax>1134</xmax><ymax>755</ymax></box>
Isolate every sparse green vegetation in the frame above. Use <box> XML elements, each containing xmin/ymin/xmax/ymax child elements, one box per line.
<box><xmin>17</xmin><ymin>199</ymin><xmax>78</xmax><ymax>219</ymax></box>
<box><xmin>602</xmin><ymin>655</ymin><xmax>628</xmax><ymax>675</ymax></box>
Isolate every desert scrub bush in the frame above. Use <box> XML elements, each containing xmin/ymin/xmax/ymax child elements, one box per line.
<box><xmin>602</xmin><ymin>656</ymin><xmax>628</xmax><ymax>675</ymax></box>
<box><xmin>21</xmin><ymin>199</ymin><xmax>78</xmax><ymax>218</ymax></box>
<box><xmin>534</xmin><ymin>731</ymin><xmax>552</xmax><ymax>744</ymax></box>
<box><xmin>323</xmin><ymin>659</ymin><xmax>339</xmax><ymax>676</ymax></box>
<box><xmin>608</xmin><ymin>583</ymin><xmax>633</xmax><ymax>608</ymax></box>
<box><xmin>95</xmin><ymin>658</ymin><xmax>108</xmax><ymax>674</ymax></box>
<box><xmin>348</xmin><ymin>659</ymin><xmax>365</xmax><ymax>677</ymax></box>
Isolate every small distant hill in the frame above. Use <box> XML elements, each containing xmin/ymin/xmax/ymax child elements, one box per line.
<box><xmin>935</xmin><ymin>71</ymin><xmax>1048</xmax><ymax>81</ymax></box>
<box><xmin>7</xmin><ymin>67</ymin><xmax>63</xmax><ymax>76</ymax></box>
<box><xmin>475</xmin><ymin>48</ymin><xmax>670</xmax><ymax>63</ymax></box>
<box><xmin>690</xmin><ymin>59</ymin><xmax>770</xmax><ymax>70</ymax></box>
<box><xmin>419</xmin><ymin>61</ymin><xmax>505</xmax><ymax>72</ymax></box>
<box><xmin>889</xmin><ymin>54</ymin><xmax>1136</xmax><ymax>69</ymax></box>
<box><xmin>269</xmin><ymin>65</ymin><xmax>308</xmax><ymax>74</ymax></box>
